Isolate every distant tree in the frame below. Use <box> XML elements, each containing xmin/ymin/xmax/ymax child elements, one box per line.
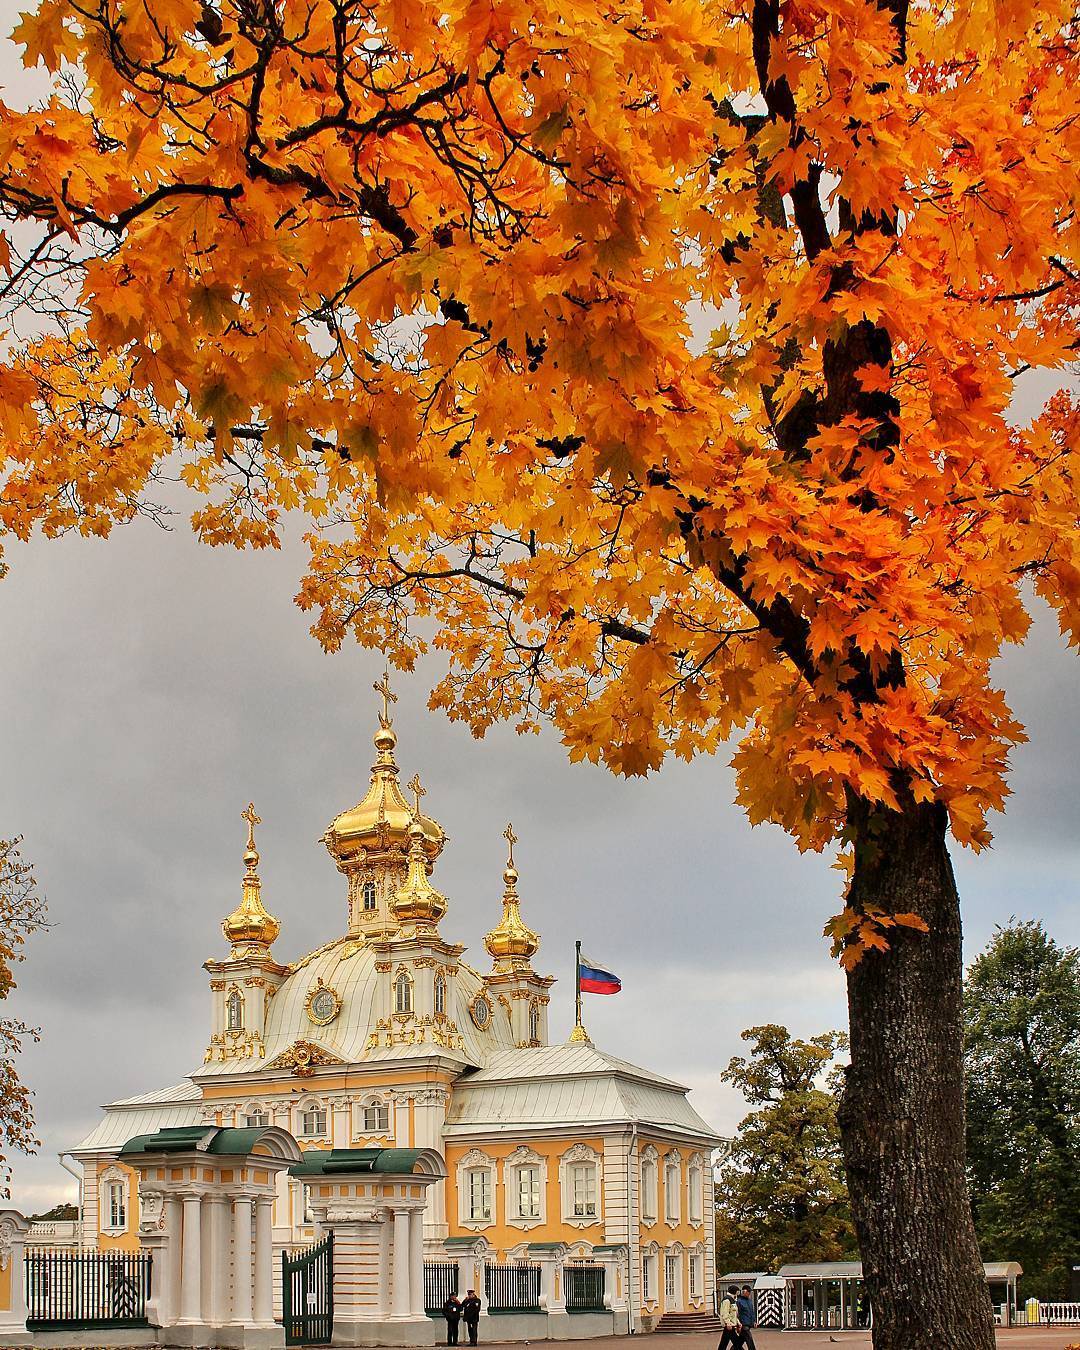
<box><xmin>965</xmin><ymin>921</ymin><xmax>1080</xmax><ymax>1301</ymax></box>
<box><xmin>30</xmin><ymin>1203</ymin><xmax>77</xmax><ymax>1223</ymax></box>
<box><xmin>715</xmin><ymin>1025</ymin><xmax>856</xmax><ymax>1274</ymax></box>
<box><xmin>0</xmin><ymin>838</ymin><xmax>45</xmax><ymax>1194</ymax></box>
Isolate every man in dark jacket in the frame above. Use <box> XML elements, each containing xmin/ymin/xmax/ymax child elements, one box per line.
<box><xmin>442</xmin><ymin>1294</ymin><xmax>462</xmax><ymax>1346</ymax></box>
<box><xmin>461</xmin><ymin>1289</ymin><xmax>482</xmax><ymax>1346</ymax></box>
<box><xmin>736</xmin><ymin>1286</ymin><xmax>758</xmax><ymax>1350</ymax></box>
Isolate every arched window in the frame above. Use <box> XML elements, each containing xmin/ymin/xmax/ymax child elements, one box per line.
<box><xmin>394</xmin><ymin>970</ymin><xmax>413</xmax><ymax>1014</ymax></box>
<box><xmin>362</xmin><ymin>1101</ymin><xmax>390</xmax><ymax>1133</ymax></box>
<box><xmin>226</xmin><ymin>990</ymin><xmax>244</xmax><ymax>1031</ymax></box>
<box><xmin>299</xmin><ymin>1103</ymin><xmax>327</xmax><ymax>1137</ymax></box>
<box><xmin>529</xmin><ymin>1003</ymin><xmax>540</xmax><ymax>1043</ymax></box>
<box><xmin>362</xmin><ymin>879</ymin><xmax>377</xmax><ymax>911</ymax></box>
<box><xmin>641</xmin><ymin>1150</ymin><xmax>659</xmax><ymax>1223</ymax></box>
<box><xmin>434</xmin><ymin>972</ymin><xmax>446</xmax><ymax>1016</ymax></box>
<box><xmin>244</xmin><ymin>1108</ymin><xmax>269</xmax><ymax>1128</ymax></box>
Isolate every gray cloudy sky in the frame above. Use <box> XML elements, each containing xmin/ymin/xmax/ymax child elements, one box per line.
<box><xmin>1</xmin><ymin>26</ymin><xmax>1079</xmax><ymax>1218</ymax></box>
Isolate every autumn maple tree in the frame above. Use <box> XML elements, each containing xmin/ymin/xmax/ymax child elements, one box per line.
<box><xmin>1</xmin><ymin>0</ymin><xmax>1078</xmax><ymax>1343</ymax></box>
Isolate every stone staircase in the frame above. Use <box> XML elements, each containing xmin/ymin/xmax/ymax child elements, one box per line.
<box><xmin>654</xmin><ymin>1310</ymin><xmax>726</xmax><ymax>1335</ymax></box>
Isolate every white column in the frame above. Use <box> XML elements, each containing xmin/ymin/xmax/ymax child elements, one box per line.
<box><xmin>408</xmin><ymin>1207</ymin><xmax>425</xmax><ymax>1318</ymax></box>
<box><xmin>392</xmin><ymin>1207</ymin><xmax>411</xmax><ymax>1318</ymax></box>
<box><xmin>376</xmin><ymin>1208</ymin><xmax>391</xmax><ymax>1319</ymax></box>
<box><xmin>232</xmin><ymin>1196</ymin><xmax>253</xmax><ymax>1325</ymax></box>
<box><xmin>164</xmin><ymin>1196</ymin><xmax>183</xmax><ymax>1325</ymax></box>
<box><xmin>254</xmin><ymin>1196</ymin><xmax>275</xmax><ymax>1325</ymax></box>
<box><xmin>179</xmin><ymin>1194</ymin><xmax>203</xmax><ymax>1324</ymax></box>
<box><xmin>206</xmin><ymin>1194</ymin><xmax>230</xmax><ymax>1324</ymax></box>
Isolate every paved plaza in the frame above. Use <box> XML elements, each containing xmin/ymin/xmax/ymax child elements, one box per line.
<box><xmin>472</xmin><ymin>1332</ymin><xmax>1079</xmax><ymax>1350</ymax></box>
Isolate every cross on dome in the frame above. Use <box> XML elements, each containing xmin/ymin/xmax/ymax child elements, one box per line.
<box><xmin>373</xmin><ymin>671</ymin><xmax>397</xmax><ymax>729</ymax></box>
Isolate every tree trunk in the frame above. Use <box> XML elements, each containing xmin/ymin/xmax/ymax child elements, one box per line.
<box><xmin>838</xmin><ymin>798</ymin><xmax>994</xmax><ymax>1350</ymax></box>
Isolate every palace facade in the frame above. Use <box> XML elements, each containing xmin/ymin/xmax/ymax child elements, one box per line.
<box><xmin>67</xmin><ymin>691</ymin><xmax>720</xmax><ymax>1335</ymax></box>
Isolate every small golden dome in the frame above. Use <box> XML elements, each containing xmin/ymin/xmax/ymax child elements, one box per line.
<box><xmin>223</xmin><ymin>803</ymin><xmax>281</xmax><ymax>955</ymax></box>
<box><xmin>323</xmin><ymin>678</ymin><xmax>445</xmax><ymax>866</ymax></box>
<box><xmin>484</xmin><ymin>824</ymin><xmax>539</xmax><ymax>966</ymax></box>
<box><xmin>391</xmin><ymin>812</ymin><xmax>448</xmax><ymax>925</ymax></box>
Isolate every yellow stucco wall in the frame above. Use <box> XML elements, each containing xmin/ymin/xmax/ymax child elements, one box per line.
<box><xmin>98</xmin><ymin>1159</ymin><xmax>141</xmax><ymax>1253</ymax></box>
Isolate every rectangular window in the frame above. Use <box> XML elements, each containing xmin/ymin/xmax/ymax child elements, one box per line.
<box><xmin>642</xmin><ymin>1256</ymin><xmax>652</xmax><ymax>1303</ymax></box>
<box><xmin>363</xmin><ymin>1103</ymin><xmax>390</xmax><ymax>1133</ymax></box>
<box><xmin>689</xmin><ymin>1253</ymin><xmax>701</xmax><ymax>1299</ymax></box>
<box><xmin>570</xmin><ymin>1163</ymin><xmax>596</xmax><ymax>1217</ymax></box>
<box><xmin>642</xmin><ymin>1159</ymin><xmax>658</xmax><ymax>1220</ymax></box>
<box><xmin>245</xmin><ymin>1111</ymin><xmax>269</xmax><ymax>1128</ymax></box>
<box><xmin>300</xmin><ymin>1107</ymin><xmax>327</xmax><ymax>1136</ymax></box>
<box><xmin>689</xmin><ymin>1167</ymin><xmax>702</xmax><ymax>1223</ymax></box>
<box><xmin>467</xmin><ymin>1169</ymin><xmax>491</xmax><ymax>1221</ymax></box>
<box><xmin>516</xmin><ymin>1166</ymin><xmax>540</xmax><ymax>1219</ymax></box>
<box><xmin>665</xmin><ymin>1254</ymin><xmax>677</xmax><ymax>1300</ymax></box>
<box><xmin>665</xmin><ymin>1163</ymin><xmax>680</xmax><ymax>1221</ymax></box>
<box><xmin>108</xmin><ymin>1183</ymin><xmax>125</xmax><ymax>1230</ymax></box>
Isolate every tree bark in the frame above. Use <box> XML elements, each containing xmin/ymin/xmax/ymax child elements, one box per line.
<box><xmin>838</xmin><ymin>797</ymin><xmax>994</xmax><ymax>1350</ymax></box>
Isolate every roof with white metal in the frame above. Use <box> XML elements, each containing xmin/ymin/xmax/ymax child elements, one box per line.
<box><xmin>69</xmin><ymin>1093</ymin><xmax>204</xmax><ymax>1153</ymax></box>
<box><xmin>445</xmin><ymin>1043</ymin><xmax>721</xmax><ymax>1142</ymax></box>
<box><xmin>194</xmin><ymin>940</ymin><xmax>517</xmax><ymax>1078</ymax></box>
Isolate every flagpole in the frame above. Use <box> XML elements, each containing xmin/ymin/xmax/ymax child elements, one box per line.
<box><xmin>570</xmin><ymin>939</ymin><xmax>588</xmax><ymax>1042</ymax></box>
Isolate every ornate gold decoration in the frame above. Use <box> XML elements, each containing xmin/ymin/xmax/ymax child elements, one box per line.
<box><xmin>222</xmin><ymin>802</ymin><xmax>281</xmax><ymax>956</ymax></box>
<box><xmin>469</xmin><ymin>994</ymin><xmax>493</xmax><ymax>1030</ymax></box>
<box><xmin>203</xmin><ymin>1029</ymin><xmax>266</xmax><ymax>1064</ymax></box>
<box><xmin>264</xmin><ymin>1040</ymin><xmax>347</xmax><ymax>1077</ymax></box>
<box><xmin>568</xmin><ymin>1021</ymin><xmax>591</xmax><ymax>1044</ymax></box>
<box><xmin>321</xmin><ymin>678</ymin><xmax>445</xmax><ymax>872</ymax></box>
<box><xmin>484</xmin><ymin>823</ymin><xmax>540</xmax><ymax>969</ymax></box>
<box><xmin>391</xmin><ymin>813</ymin><xmax>448</xmax><ymax>925</ymax></box>
<box><xmin>305</xmin><ymin>978</ymin><xmax>342</xmax><ymax>1027</ymax></box>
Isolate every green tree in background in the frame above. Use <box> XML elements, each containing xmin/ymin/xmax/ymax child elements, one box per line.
<box><xmin>965</xmin><ymin>921</ymin><xmax>1080</xmax><ymax>1301</ymax></box>
<box><xmin>715</xmin><ymin>1025</ymin><xmax>856</xmax><ymax>1275</ymax></box>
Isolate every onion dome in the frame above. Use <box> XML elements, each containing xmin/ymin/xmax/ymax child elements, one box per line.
<box><xmin>391</xmin><ymin>799</ymin><xmax>449</xmax><ymax>925</ymax></box>
<box><xmin>322</xmin><ymin>675</ymin><xmax>445</xmax><ymax>865</ymax></box>
<box><xmin>484</xmin><ymin>824</ymin><xmax>539</xmax><ymax>968</ymax></box>
<box><xmin>222</xmin><ymin>803</ymin><xmax>281</xmax><ymax>955</ymax></box>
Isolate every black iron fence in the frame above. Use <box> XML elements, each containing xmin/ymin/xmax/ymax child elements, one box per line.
<box><xmin>424</xmin><ymin>1260</ymin><xmax>459</xmax><ymax>1314</ymax></box>
<box><xmin>485</xmin><ymin>1261</ymin><xmax>541</xmax><ymax>1312</ymax></box>
<box><xmin>565</xmin><ymin>1262</ymin><xmax>605</xmax><ymax>1312</ymax></box>
<box><xmin>25</xmin><ymin>1247</ymin><xmax>152</xmax><ymax>1329</ymax></box>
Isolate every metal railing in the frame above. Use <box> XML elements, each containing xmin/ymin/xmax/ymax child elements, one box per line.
<box><xmin>25</xmin><ymin>1248</ymin><xmax>151</xmax><ymax>1329</ymax></box>
<box><xmin>424</xmin><ymin>1261</ymin><xmax>459</xmax><ymax>1314</ymax></box>
<box><xmin>565</xmin><ymin>1262</ymin><xmax>605</xmax><ymax>1312</ymax></box>
<box><xmin>485</xmin><ymin>1262</ymin><xmax>541</xmax><ymax>1312</ymax></box>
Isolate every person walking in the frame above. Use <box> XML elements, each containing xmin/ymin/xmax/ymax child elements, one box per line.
<box><xmin>442</xmin><ymin>1293</ymin><xmax>462</xmax><ymax>1346</ymax></box>
<box><xmin>736</xmin><ymin>1286</ymin><xmax>758</xmax><ymax>1350</ymax></box>
<box><xmin>717</xmin><ymin>1285</ymin><xmax>746</xmax><ymax>1349</ymax></box>
<box><xmin>461</xmin><ymin>1288</ymin><xmax>482</xmax><ymax>1346</ymax></box>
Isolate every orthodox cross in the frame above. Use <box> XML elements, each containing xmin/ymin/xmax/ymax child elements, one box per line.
<box><xmin>242</xmin><ymin>802</ymin><xmax>261</xmax><ymax>852</ymax></box>
<box><xmin>504</xmin><ymin>822</ymin><xmax>517</xmax><ymax>868</ymax></box>
<box><xmin>373</xmin><ymin>671</ymin><xmax>397</xmax><ymax>728</ymax></box>
<box><xmin>407</xmin><ymin>773</ymin><xmax>425</xmax><ymax>818</ymax></box>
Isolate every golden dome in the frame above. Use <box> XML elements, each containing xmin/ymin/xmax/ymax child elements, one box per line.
<box><xmin>391</xmin><ymin>812</ymin><xmax>448</xmax><ymax>926</ymax></box>
<box><xmin>222</xmin><ymin>803</ymin><xmax>281</xmax><ymax>955</ymax></box>
<box><xmin>484</xmin><ymin>824</ymin><xmax>539</xmax><ymax>967</ymax></box>
<box><xmin>322</xmin><ymin>677</ymin><xmax>445</xmax><ymax>866</ymax></box>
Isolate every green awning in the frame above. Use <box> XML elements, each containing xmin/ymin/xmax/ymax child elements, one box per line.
<box><xmin>289</xmin><ymin>1147</ymin><xmax>430</xmax><ymax>1178</ymax></box>
<box><xmin>120</xmin><ymin>1126</ymin><xmax>272</xmax><ymax>1157</ymax></box>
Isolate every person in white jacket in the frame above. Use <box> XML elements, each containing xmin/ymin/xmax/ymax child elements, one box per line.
<box><xmin>717</xmin><ymin>1286</ymin><xmax>746</xmax><ymax>1349</ymax></box>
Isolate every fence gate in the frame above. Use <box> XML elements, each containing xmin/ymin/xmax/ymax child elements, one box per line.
<box><xmin>25</xmin><ymin>1248</ymin><xmax>152</xmax><ymax>1329</ymax></box>
<box><xmin>565</xmin><ymin>1262</ymin><xmax>605</xmax><ymax>1312</ymax></box>
<box><xmin>484</xmin><ymin>1261</ymin><xmax>541</xmax><ymax>1312</ymax></box>
<box><xmin>424</xmin><ymin>1260</ymin><xmax>459</xmax><ymax>1314</ymax></box>
<box><xmin>282</xmin><ymin>1233</ymin><xmax>333</xmax><ymax>1345</ymax></box>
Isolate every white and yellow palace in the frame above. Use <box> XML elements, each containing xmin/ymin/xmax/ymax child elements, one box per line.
<box><xmin>67</xmin><ymin>687</ymin><xmax>720</xmax><ymax>1336</ymax></box>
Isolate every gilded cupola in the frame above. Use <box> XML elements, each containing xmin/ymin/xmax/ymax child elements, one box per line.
<box><xmin>391</xmin><ymin>783</ymin><xmax>449</xmax><ymax>926</ymax></box>
<box><xmin>322</xmin><ymin>674</ymin><xmax>445</xmax><ymax>866</ymax></box>
<box><xmin>484</xmin><ymin>824</ymin><xmax>540</xmax><ymax>971</ymax></box>
<box><xmin>222</xmin><ymin>803</ymin><xmax>281</xmax><ymax>956</ymax></box>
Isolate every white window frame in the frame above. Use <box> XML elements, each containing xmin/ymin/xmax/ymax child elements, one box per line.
<box><xmin>642</xmin><ymin>1245</ymin><xmax>659</xmax><ymax>1306</ymax></box>
<box><xmin>664</xmin><ymin>1151</ymin><xmax>682</xmax><ymax>1225</ymax></box>
<box><xmin>226</xmin><ymin>988</ymin><xmax>244</xmax><ymax>1031</ymax></box>
<box><xmin>394</xmin><ymin>969</ymin><xmax>413</xmax><ymax>1014</ymax></box>
<box><xmin>688</xmin><ymin>1248</ymin><xmax>703</xmax><ymax>1302</ymax></box>
<box><xmin>361</xmin><ymin>1101</ymin><xmax>390</xmax><ymax>1134</ymax></box>
<box><xmin>456</xmin><ymin>1149</ymin><xmax>496</xmax><ymax>1230</ymax></box>
<box><xmin>528</xmin><ymin>1002</ymin><xmax>540</xmax><ymax>1043</ymax></box>
<box><xmin>99</xmin><ymin>1166</ymin><xmax>129</xmax><ymax>1236</ymax></box>
<box><xmin>688</xmin><ymin>1154</ymin><xmax>704</xmax><ymax>1225</ymax></box>
<box><xmin>362</xmin><ymin>879</ymin><xmax>377</xmax><ymax>910</ymax></box>
<box><xmin>434</xmin><ymin>972</ymin><xmax>446</xmax><ymax>1017</ymax></box>
<box><xmin>244</xmin><ymin>1109</ymin><xmax>269</xmax><ymax>1128</ymax></box>
<box><xmin>559</xmin><ymin>1144</ymin><xmax>601</xmax><ymax>1225</ymax></box>
<box><xmin>641</xmin><ymin>1146</ymin><xmax>659</xmax><ymax>1224</ymax></box>
<box><xmin>298</xmin><ymin>1102</ymin><xmax>328</xmax><ymax>1138</ymax></box>
<box><xmin>502</xmin><ymin>1145</ymin><xmax>546</xmax><ymax>1228</ymax></box>
<box><xmin>467</xmin><ymin>1168</ymin><xmax>492</xmax><ymax>1221</ymax></box>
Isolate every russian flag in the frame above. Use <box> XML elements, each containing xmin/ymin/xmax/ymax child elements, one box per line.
<box><xmin>579</xmin><ymin>955</ymin><xmax>622</xmax><ymax>996</ymax></box>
